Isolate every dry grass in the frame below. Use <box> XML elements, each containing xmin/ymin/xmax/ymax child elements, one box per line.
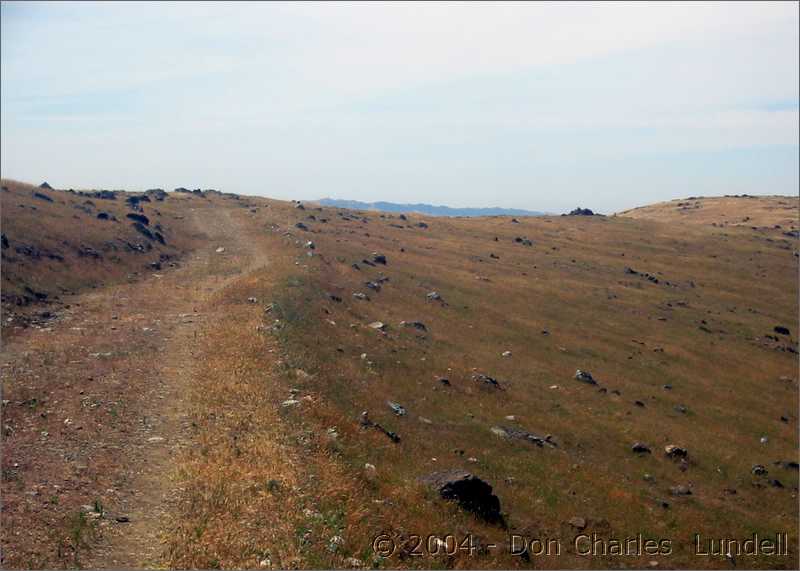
<box><xmin>2</xmin><ymin>185</ymin><xmax>797</xmax><ymax>569</ymax></box>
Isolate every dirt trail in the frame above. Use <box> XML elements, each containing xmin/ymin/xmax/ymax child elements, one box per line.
<box><xmin>2</xmin><ymin>206</ymin><xmax>271</xmax><ymax>568</ymax></box>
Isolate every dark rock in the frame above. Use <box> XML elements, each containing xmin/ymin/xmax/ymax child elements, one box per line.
<box><xmin>145</xmin><ymin>188</ymin><xmax>167</xmax><ymax>201</ymax></box>
<box><xmin>774</xmin><ymin>326</ymin><xmax>791</xmax><ymax>336</ymax></box>
<box><xmin>33</xmin><ymin>192</ymin><xmax>53</xmax><ymax>202</ymax></box>
<box><xmin>39</xmin><ymin>181</ymin><xmax>53</xmax><ymax>189</ymax></box>
<box><xmin>664</xmin><ymin>445</ymin><xmax>688</xmax><ymax>459</ymax></box>
<box><xmin>473</xmin><ymin>373</ymin><xmax>503</xmax><ymax>389</ymax></box>
<box><xmin>327</xmin><ymin>293</ymin><xmax>342</xmax><ymax>303</ymax></box>
<box><xmin>574</xmin><ymin>369</ymin><xmax>597</xmax><ymax>385</ymax></box>
<box><xmin>126</xmin><ymin>213</ymin><xmax>150</xmax><ymax>225</ymax></box>
<box><xmin>751</xmin><ymin>464</ymin><xmax>768</xmax><ymax>476</ymax></box>
<box><xmin>769</xmin><ymin>479</ymin><xmax>784</xmax><ymax>488</ymax></box>
<box><xmin>437</xmin><ymin>377</ymin><xmax>450</xmax><ymax>386</ymax></box>
<box><xmin>568</xmin><ymin>207</ymin><xmax>595</xmax><ymax>216</ymax></box>
<box><xmin>401</xmin><ymin>320</ymin><xmax>427</xmax><ymax>331</ymax></box>
<box><xmin>669</xmin><ymin>485</ymin><xmax>692</xmax><ymax>496</ymax></box>
<box><xmin>1</xmin><ymin>234</ymin><xmax>8</xmax><ymax>249</ymax></box>
<box><xmin>417</xmin><ymin>222</ymin><xmax>428</xmax><ymax>229</ymax></box>
<box><xmin>174</xmin><ymin>187</ymin><xmax>191</xmax><ymax>193</ymax></box>
<box><xmin>372</xmin><ymin>253</ymin><xmax>387</xmax><ymax>265</ymax></box>
<box><xmin>419</xmin><ymin>470</ymin><xmax>503</xmax><ymax>524</ymax></box>
<box><xmin>632</xmin><ymin>442</ymin><xmax>651</xmax><ymax>454</ymax></box>
<box><xmin>295</xmin><ymin>222</ymin><xmax>309</xmax><ymax>231</ymax></box>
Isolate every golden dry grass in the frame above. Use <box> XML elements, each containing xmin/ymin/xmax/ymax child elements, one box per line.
<box><xmin>2</xmin><ymin>185</ymin><xmax>798</xmax><ymax>569</ymax></box>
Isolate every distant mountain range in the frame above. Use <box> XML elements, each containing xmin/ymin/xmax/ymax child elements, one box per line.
<box><xmin>315</xmin><ymin>198</ymin><xmax>547</xmax><ymax>217</ymax></box>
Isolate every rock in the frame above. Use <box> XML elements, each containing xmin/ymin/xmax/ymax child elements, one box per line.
<box><xmin>372</xmin><ymin>253</ymin><xmax>387</xmax><ymax>265</ymax></box>
<box><xmin>775</xmin><ymin>460</ymin><xmax>799</xmax><ymax>471</ymax></box>
<box><xmin>774</xmin><ymin>326</ymin><xmax>791</xmax><ymax>335</ymax></box>
<box><xmin>327</xmin><ymin>293</ymin><xmax>342</xmax><ymax>303</ymax></box>
<box><xmin>400</xmin><ymin>320</ymin><xmax>427</xmax><ymax>331</ymax></box>
<box><xmin>501</xmin><ymin>350</ymin><xmax>512</xmax><ymax>358</ymax></box>
<box><xmin>295</xmin><ymin>222</ymin><xmax>309</xmax><ymax>231</ymax></box>
<box><xmin>281</xmin><ymin>399</ymin><xmax>300</xmax><ymax>408</ymax></box>
<box><xmin>1</xmin><ymin>234</ymin><xmax>8</xmax><ymax>249</ymax></box>
<box><xmin>664</xmin><ymin>445</ymin><xmax>688</xmax><ymax>459</ymax></box>
<box><xmin>426</xmin><ymin>291</ymin><xmax>443</xmax><ymax>301</ymax></box>
<box><xmin>39</xmin><ymin>181</ymin><xmax>53</xmax><ymax>189</ymax></box>
<box><xmin>115</xmin><ymin>515</ymin><xmax>130</xmax><ymax>523</ymax></box>
<box><xmin>305</xmin><ymin>241</ymin><xmax>315</xmax><ymax>249</ymax></box>
<box><xmin>669</xmin><ymin>485</ymin><xmax>692</xmax><ymax>496</ymax></box>
<box><xmin>365</xmin><ymin>281</ymin><xmax>381</xmax><ymax>292</ymax></box>
<box><xmin>33</xmin><ymin>191</ymin><xmax>54</xmax><ymax>202</ymax></box>
<box><xmin>126</xmin><ymin>213</ymin><xmax>150</xmax><ymax>225</ymax></box>
<box><xmin>368</xmin><ymin>321</ymin><xmax>386</xmax><ymax>331</ymax></box>
<box><xmin>147</xmin><ymin>436</ymin><xmax>165</xmax><ymax>443</ymax></box>
<box><xmin>417</xmin><ymin>222</ymin><xmax>428</xmax><ymax>229</ymax></box>
<box><xmin>352</xmin><ymin>292</ymin><xmax>369</xmax><ymax>301</ymax></box>
<box><xmin>568</xmin><ymin>207</ymin><xmax>595</xmax><ymax>216</ymax></box>
<box><xmin>751</xmin><ymin>464</ymin><xmax>768</xmax><ymax>476</ymax></box>
<box><xmin>574</xmin><ymin>369</ymin><xmax>597</xmax><ymax>385</ymax></box>
<box><xmin>437</xmin><ymin>377</ymin><xmax>450</xmax><ymax>386</ymax></box>
<box><xmin>634</xmin><ymin>400</ymin><xmax>645</xmax><ymax>407</ymax></box>
<box><xmin>387</xmin><ymin>401</ymin><xmax>407</xmax><ymax>416</ymax></box>
<box><xmin>674</xmin><ymin>405</ymin><xmax>688</xmax><ymax>414</ymax></box>
<box><xmin>473</xmin><ymin>373</ymin><xmax>503</xmax><ymax>389</ymax></box>
<box><xmin>493</xmin><ymin>425</ymin><xmax>557</xmax><ymax>448</ymax></box>
<box><xmin>769</xmin><ymin>479</ymin><xmax>784</xmax><ymax>488</ymax></box>
<box><xmin>568</xmin><ymin>517</ymin><xmax>587</xmax><ymax>530</ymax></box>
<box><xmin>632</xmin><ymin>442</ymin><xmax>652</xmax><ymax>454</ymax></box>
<box><xmin>247</xmin><ymin>297</ymin><xmax>258</xmax><ymax>303</ymax></box>
<box><xmin>145</xmin><ymin>188</ymin><xmax>167</xmax><ymax>201</ymax></box>
<box><xmin>96</xmin><ymin>212</ymin><xmax>116</xmax><ymax>221</ymax></box>
<box><xmin>419</xmin><ymin>470</ymin><xmax>503</xmax><ymax>524</ymax></box>
<box><xmin>215</xmin><ymin>247</ymin><xmax>225</xmax><ymax>253</ymax></box>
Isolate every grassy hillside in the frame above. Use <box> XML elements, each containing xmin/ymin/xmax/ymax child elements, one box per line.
<box><xmin>212</xmin><ymin>195</ymin><xmax>798</xmax><ymax>568</ymax></box>
<box><xmin>2</xmin><ymin>184</ymin><xmax>797</xmax><ymax>569</ymax></box>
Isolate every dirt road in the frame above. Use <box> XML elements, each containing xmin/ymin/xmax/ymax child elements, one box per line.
<box><xmin>1</xmin><ymin>206</ymin><xmax>271</xmax><ymax>568</ymax></box>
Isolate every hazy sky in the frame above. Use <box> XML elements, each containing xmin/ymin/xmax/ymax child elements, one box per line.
<box><xmin>2</xmin><ymin>1</ymin><xmax>798</xmax><ymax>213</ymax></box>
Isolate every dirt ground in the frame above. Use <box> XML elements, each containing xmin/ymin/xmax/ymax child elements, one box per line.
<box><xmin>2</xmin><ymin>205</ymin><xmax>272</xmax><ymax>568</ymax></box>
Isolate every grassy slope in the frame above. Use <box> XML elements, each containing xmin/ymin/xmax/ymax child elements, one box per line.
<box><xmin>0</xmin><ymin>179</ymin><xmax>201</xmax><ymax>309</ymax></box>
<box><xmin>239</xmin><ymin>196</ymin><xmax>798</xmax><ymax>568</ymax></box>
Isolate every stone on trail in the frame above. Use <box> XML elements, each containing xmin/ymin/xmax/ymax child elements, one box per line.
<box><xmin>419</xmin><ymin>469</ymin><xmax>503</xmax><ymax>524</ymax></box>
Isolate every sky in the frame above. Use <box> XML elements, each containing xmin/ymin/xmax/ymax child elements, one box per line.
<box><xmin>1</xmin><ymin>1</ymin><xmax>798</xmax><ymax>213</ymax></box>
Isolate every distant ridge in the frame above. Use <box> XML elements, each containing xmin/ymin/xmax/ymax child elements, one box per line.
<box><xmin>315</xmin><ymin>198</ymin><xmax>547</xmax><ymax>217</ymax></box>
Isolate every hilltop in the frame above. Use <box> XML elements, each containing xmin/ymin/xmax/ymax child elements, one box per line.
<box><xmin>2</xmin><ymin>181</ymin><xmax>798</xmax><ymax>570</ymax></box>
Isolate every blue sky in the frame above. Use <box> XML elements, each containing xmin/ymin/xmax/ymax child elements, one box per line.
<box><xmin>1</xmin><ymin>1</ymin><xmax>797</xmax><ymax>213</ymax></box>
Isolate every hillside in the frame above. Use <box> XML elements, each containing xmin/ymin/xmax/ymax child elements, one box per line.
<box><xmin>315</xmin><ymin>198</ymin><xmax>547</xmax><ymax>217</ymax></box>
<box><xmin>1</xmin><ymin>185</ymin><xmax>798</xmax><ymax>569</ymax></box>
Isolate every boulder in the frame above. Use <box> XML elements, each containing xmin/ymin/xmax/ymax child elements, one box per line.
<box><xmin>774</xmin><ymin>326</ymin><xmax>791</xmax><ymax>336</ymax></box>
<box><xmin>568</xmin><ymin>207</ymin><xmax>595</xmax><ymax>216</ymax></box>
<box><xmin>372</xmin><ymin>253</ymin><xmax>387</xmax><ymax>265</ymax></box>
<box><xmin>419</xmin><ymin>470</ymin><xmax>503</xmax><ymax>524</ymax></box>
<box><xmin>39</xmin><ymin>182</ymin><xmax>53</xmax><ymax>189</ymax></box>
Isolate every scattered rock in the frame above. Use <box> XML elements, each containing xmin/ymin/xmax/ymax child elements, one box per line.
<box><xmin>664</xmin><ymin>445</ymin><xmax>688</xmax><ymax>459</ymax></box>
<box><xmin>574</xmin><ymin>369</ymin><xmax>597</xmax><ymax>385</ymax></box>
<box><xmin>419</xmin><ymin>470</ymin><xmax>503</xmax><ymax>524</ymax></box>
<box><xmin>400</xmin><ymin>320</ymin><xmax>427</xmax><ymax>332</ymax></box>
<box><xmin>669</xmin><ymin>485</ymin><xmax>692</xmax><ymax>496</ymax></box>
<box><xmin>387</xmin><ymin>401</ymin><xmax>407</xmax><ymax>416</ymax></box>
